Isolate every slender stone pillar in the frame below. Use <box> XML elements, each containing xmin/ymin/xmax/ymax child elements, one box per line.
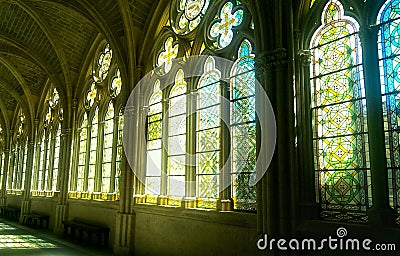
<box><xmin>359</xmin><ymin>26</ymin><xmax>395</xmax><ymax>226</ymax></box>
<box><xmin>0</xmin><ymin>148</ymin><xmax>10</xmax><ymax>206</ymax></box>
<box><xmin>20</xmin><ymin>140</ymin><xmax>35</xmax><ymax>222</ymax></box>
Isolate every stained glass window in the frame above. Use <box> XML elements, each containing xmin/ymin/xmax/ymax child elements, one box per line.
<box><xmin>110</xmin><ymin>69</ymin><xmax>122</xmax><ymax>98</ymax></box>
<box><xmin>44</xmin><ymin>129</ymin><xmax>51</xmax><ymax>190</ymax></box>
<box><xmin>210</xmin><ymin>2</ymin><xmax>244</xmax><ymax>49</ymax></box>
<box><xmin>93</xmin><ymin>43</ymin><xmax>113</xmax><ymax>83</ymax></box>
<box><xmin>77</xmin><ymin>114</ymin><xmax>88</xmax><ymax>191</ymax></box>
<box><xmin>116</xmin><ymin>109</ymin><xmax>124</xmax><ymax>194</ymax></box>
<box><xmin>38</xmin><ymin>136</ymin><xmax>45</xmax><ymax>191</ymax></box>
<box><xmin>196</xmin><ymin>57</ymin><xmax>221</xmax><ymax>208</ymax></box>
<box><xmin>310</xmin><ymin>0</ymin><xmax>370</xmax><ymax>223</ymax></box>
<box><xmin>52</xmin><ymin>124</ymin><xmax>61</xmax><ymax>191</ymax></box>
<box><xmin>377</xmin><ymin>0</ymin><xmax>400</xmax><ymax>219</ymax></box>
<box><xmin>88</xmin><ymin>108</ymin><xmax>99</xmax><ymax>192</ymax></box>
<box><xmin>230</xmin><ymin>40</ymin><xmax>256</xmax><ymax>211</ymax></box>
<box><xmin>146</xmin><ymin>80</ymin><xmax>163</xmax><ymax>196</ymax></box>
<box><xmin>172</xmin><ymin>0</ymin><xmax>210</xmax><ymax>35</ymax></box>
<box><xmin>86</xmin><ymin>83</ymin><xmax>97</xmax><ymax>108</ymax></box>
<box><xmin>167</xmin><ymin>70</ymin><xmax>187</xmax><ymax>201</ymax></box>
<box><xmin>157</xmin><ymin>37</ymin><xmax>179</xmax><ymax>74</ymax></box>
<box><xmin>102</xmin><ymin>102</ymin><xmax>114</xmax><ymax>193</ymax></box>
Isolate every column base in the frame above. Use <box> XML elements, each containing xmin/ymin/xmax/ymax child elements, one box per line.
<box><xmin>114</xmin><ymin>212</ymin><xmax>135</xmax><ymax>256</ymax></box>
<box><xmin>20</xmin><ymin>200</ymin><xmax>31</xmax><ymax>223</ymax></box>
<box><xmin>217</xmin><ymin>198</ymin><xmax>234</xmax><ymax>211</ymax></box>
<box><xmin>299</xmin><ymin>202</ymin><xmax>319</xmax><ymax>221</ymax></box>
<box><xmin>367</xmin><ymin>206</ymin><xmax>396</xmax><ymax>227</ymax></box>
<box><xmin>54</xmin><ymin>204</ymin><xmax>69</xmax><ymax>234</ymax></box>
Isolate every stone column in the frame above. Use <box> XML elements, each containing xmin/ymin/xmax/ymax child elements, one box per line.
<box><xmin>53</xmin><ymin>101</ymin><xmax>76</xmax><ymax>234</ymax></box>
<box><xmin>0</xmin><ymin>148</ymin><xmax>10</xmax><ymax>206</ymax></box>
<box><xmin>256</xmin><ymin>48</ymin><xmax>295</xmax><ymax>239</ymax></box>
<box><xmin>295</xmin><ymin>49</ymin><xmax>319</xmax><ymax>221</ymax></box>
<box><xmin>114</xmin><ymin>66</ymin><xmax>144</xmax><ymax>255</ymax></box>
<box><xmin>20</xmin><ymin>139</ymin><xmax>35</xmax><ymax>222</ymax></box>
<box><xmin>359</xmin><ymin>26</ymin><xmax>395</xmax><ymax>226</ymax></box>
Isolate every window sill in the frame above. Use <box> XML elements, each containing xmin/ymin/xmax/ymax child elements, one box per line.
<box><xmin>31</xmin><ymin>191</ymin><xmax>59</xmax><ymax>198</ymax></box>
<box><xmin>68</xmin><ymin>191</ymin><xmax>120</xmax><ymax>201</ymax></box>
<box><xmin>133</xmin><ymin>203</ymin><xmax>257</xmax><ymax>228</ymax></box>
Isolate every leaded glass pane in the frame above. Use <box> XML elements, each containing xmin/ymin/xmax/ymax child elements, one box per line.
<box><xmin>77</xmin><ymin>115</ymin><xmax>87</xmax><ymax>192</ymax></box>
<box><xmin>146</xmin><ymin>80</ymin><xmax>163</xmax><ymax>195</ymax></box>
<box><xmin>210</xmin><ymin>2</ymin><xmax>243</xmax><ymax>49</ymax></box>
<box><xmin>102</xmin><ymin>102</ymin><xmax>114</xmax><ymax>193</ymax></box>
<box><xmin>93</xmin><ymin>43</ymin><xmax>112</xmax><ymax>83</ymax></box>
<box><xmin>157</xmin><ymin>37</ymin><xmax>178</xmax><ymax>74</ymax></box>
<box><xmin>311</xmin><ymin>0</ymin><xmax>370</xmax><ymax>223</ymax></box>
<box><xmin>230</xmin><ymin>40</ymin><xmax>256</xmax><ymax>211</ymax></box>
<box><xmin>88</xmin><ymin>108</ymin><xmax>98</xmax><ymax>192</ymax></box>
<box><xmin>167</xmin><ymin>70</ymin><xmax>187</xmax><ymax>200</ymax></box>
<box><xmin>378</xmin><ymin>0</ymin><xmax>400</xmax><ymax>220</ymax></box>
<box><xmin>173</xmin><ymin>0</ymin><xmax>209</xmax><ymax>35</ymax></box>
<box><xmin>196</xmin><ymin>57</ymin><xmax>221</xmax><ymax>206</ymax></box>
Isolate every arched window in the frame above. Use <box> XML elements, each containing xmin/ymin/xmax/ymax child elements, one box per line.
<box><xmin>70</xmin><ymin>42</ymin><xmax>122</xmax><ymax>201</ymax></box>
<box><xmin>230</xmin><ymin>40</ymin><xmax>256</xmax><ymax>211</ymax></box>
<box><xmin>32</xmin><ymin>87</ymin><xmax>62</xmax><ymax>197</ymax></box>
<box><xmin>8</xmin><ymin>111</ymin><xmax>26</xmax><ymax>193</ymax></box>
<box><xmin>142</xmin><ymin>0</ymin><xmax>256</xmax><ymax>211</ymax></box>
<box><xmin>196</xmin><ymin>57</ymin><xmax>221</xmax><ymax>208</ymax></box>
<box><xmin>378</xmin><ymin>0</ymin><xmax>400</xmax><ymax>218</ymax></box>
<box><xmin>102</xmin><ymin>102</ymin><xmax>114</xmax><ymax>192</ymax></box>
<box><xmin>146</xmin><ymin>80</ymin><xmax>163</xmax><ymax>197</ymax></box>
<box><xmin>310</xmin><ymin>0</ymin><xmax>370</xmax><ymax>222</ymax></box>
<box><xmin>77</xmin><ymin>114</ymin><xmax>88</xmax><ymax>192</ymax></box>
<box><xmin>167</xmin><ymin>69</ymin><xmax>187</xmax><ymax>203</ymax></box>
<box><xmin>88</xmin><ymin>107</ymin><xmax>99</xmax><ymax>192</ymax></box>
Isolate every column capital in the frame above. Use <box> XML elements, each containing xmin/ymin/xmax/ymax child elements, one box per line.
<box><xmin>297</xmin><ymin>50</ymin><xmax>312</xmax><ymax>67</ymax></box>
<box><xmin>62</xmin><ymin>128</ymin><xmax>72</xmax><ymax>137</ymax></box>
<box><xmin>359</xmin><ymin>25</ymin><xmax>379</xmax><ymax>43</ymax></box>
<box><xmin>255</xmin><ymin>48</ymin><xmax>288</xmax><ymax>75</ymax></box>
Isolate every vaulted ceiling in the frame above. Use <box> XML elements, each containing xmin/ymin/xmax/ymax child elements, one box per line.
<box><xmin>0</xmin><ymin>0</ymin><xmax>157</xmax><ymax>133</ymax></box>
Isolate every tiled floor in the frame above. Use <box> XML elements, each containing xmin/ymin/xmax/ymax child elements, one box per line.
<box><xmin>0</xmin><ymin>218</ymin><xmax>113</xmax><ymax>255</ymax></box>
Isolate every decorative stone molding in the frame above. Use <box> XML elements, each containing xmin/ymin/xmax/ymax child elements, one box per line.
<box><xmin>297</xmin><ymin>50</ymin><xmax>311</xmax><ymax>67</ymax></box>
<box><xmin>255</xmin><ymin>48</ymin><xmax>288</xmax><ymax>75</ymax></box>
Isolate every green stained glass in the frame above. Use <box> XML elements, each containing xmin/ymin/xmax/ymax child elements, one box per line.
<box><xmin>102</xmin><ymin>102</ymin><xmax>114</xmax><ymax>193</ymax></box>
<box><xmin>157</xmin><ymin>37</ymin><xmax>179</xmax><ymax>74</ymax></box>
<box><xmin>196</xmin><ymin>57</ymin><xmax>220</xmax><ymax>205</ymax></box>
<box><xmin>93</xmin><ymin>43</ymin><xmax>112</xmax><ymax>83</ymax></box>
<box><xmin>77</xmin><ymin>114</ymin><xmax>88</xmax><ymax>192</ymax></box>
<box><xmin>174</xmin><ymin>0</ymin><xmax>209</xmax><ymax>35</ymax></box>
<box><xmin>86</xmin><ymin>83</ymin><xmax>97</xmax><ymax>108</ymax></box>
<box><xmin>146</xmin><ymin>80</ymin><xmax>163</xmax><ymax>195</ymax></box>
<box><xmin>311</xmin><ymin>0</ymin><xmax>370</xmax><ymax>222</ymax></box>
<box><xmin>378</xmin><ymin>0</ymin><xmax>400</xmax><ymax>217</ymax></box>
<box><xmin>168</xmin><ymin>70</ymin><xmax>187</xmax><ymax>198</ymax></box>
<box><xmin>210</xmin><ymin>2</ymin><xmax>243</xmax><ymax>49</ymax></box>
<box><xmin>110</xmin><ymin>69</ymin><xmax>122</xmax><ymax>98</ymax></box>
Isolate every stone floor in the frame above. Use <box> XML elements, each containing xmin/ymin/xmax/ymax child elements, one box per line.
<box><xmin>0</xmin><ymin>218</ymin><xmax>113</xmax><ymax>255</ymax></box>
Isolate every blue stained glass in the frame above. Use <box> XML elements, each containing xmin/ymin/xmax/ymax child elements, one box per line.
<box><xmin>230</xmin><ymin>40</ymin><xmax>256</xmax><ymax>211</ymax></box>
<box><xmin>378</xmin><ymin>0</ymin><xmax>400</xmax><ymax>218</ymax></box>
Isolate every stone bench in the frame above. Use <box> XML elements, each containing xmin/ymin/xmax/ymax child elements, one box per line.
<box><xmin>22</xmin><ymin>212</ymin><xmax>50</xmax><ymax>229</ymax></box>
<box><xmin>62</xmin><ymin>219</ymin><xmax>109</xmax><ymax>247</ymax></box>
<box><xmin>0</xmin><ymin>206</ymin><xmax>21</xmax><ymax>221</ymax></box>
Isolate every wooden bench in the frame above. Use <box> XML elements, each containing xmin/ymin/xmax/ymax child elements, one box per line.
<box><xmin>0</xmin><ymin>206</ymin><xmax>21</xmax><ymax>221</ymax></box>
<box><xmin>62</xmin><ymin>219</ymin><xmax>109</xmax><ymax>247</ymax></box>
<box><xmin>22</xmin><ymin>212</ymin><xmax>50</xmax><ymax>229</ymax></box>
